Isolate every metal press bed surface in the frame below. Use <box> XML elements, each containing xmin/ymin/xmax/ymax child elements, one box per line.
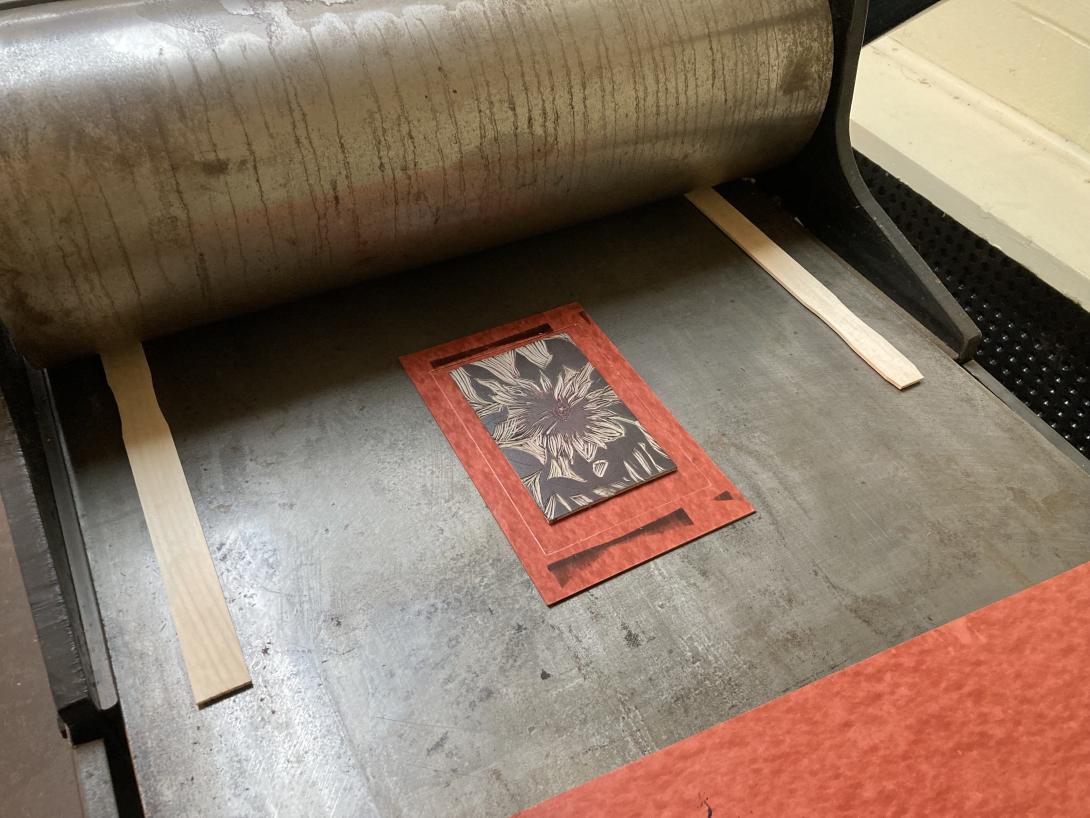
<box><xmin>51</xmin><ymin>188</ymin><xmax>1090</xmax><ymax>816</ymax></box>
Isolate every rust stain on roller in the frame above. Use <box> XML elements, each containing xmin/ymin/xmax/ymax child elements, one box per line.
<box><xmin>0</xmin><ymin>0</ymin><xmax>832</xmax><ymax>365</ymax></box>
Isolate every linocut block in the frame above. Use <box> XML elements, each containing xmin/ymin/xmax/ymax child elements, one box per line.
<box><xmin>401</xmin><ymin>304</ymin><xmax>754</xmax><ymax>604</ymax></box>
<box><xmin>451</xmin><ymin>333</ymin><xmax>677</xmax><ymax>522</ymax></box>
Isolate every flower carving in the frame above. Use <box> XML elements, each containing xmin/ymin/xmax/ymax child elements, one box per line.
<box><xmin>452</xmin><ymin>334</ymin><xmax>675</xmax><ymax>521</ymax></box>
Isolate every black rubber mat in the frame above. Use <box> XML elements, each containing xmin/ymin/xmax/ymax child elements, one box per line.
<box><xmin>858</xmin><ymin>152</ymin><xmax>1090</xmax><ymax>455</ymax></box>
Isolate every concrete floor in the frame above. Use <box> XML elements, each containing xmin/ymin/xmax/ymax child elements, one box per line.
<box><xmin>0</xmin><ymin>494</ymin><xmax>84</xmax><ymax>818</ymax></box>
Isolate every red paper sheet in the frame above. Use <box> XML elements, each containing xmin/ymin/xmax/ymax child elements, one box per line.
<box><xmin>518</xmin><ymin>558</ymin><xmax>1090</xmax><ymax>815</ymax></box>
<box><xmin>401</xmin><ymin>304</ymin><xmax>754</xmax><ymax>604</ymax></box>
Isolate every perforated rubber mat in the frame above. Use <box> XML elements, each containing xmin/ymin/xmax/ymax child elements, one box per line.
<box><xmin>858</xmin><ymin>153</ymin><xmax>1090</xmax><ymax>455</ymax></box>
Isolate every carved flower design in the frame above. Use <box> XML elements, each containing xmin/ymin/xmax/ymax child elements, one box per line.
<box><xmin>452</xmin><ymin>334</ymin><xmax>675</xmax><ymax>521</ymax></box>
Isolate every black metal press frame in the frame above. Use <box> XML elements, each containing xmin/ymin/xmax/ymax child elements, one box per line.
<box><xmin>758</xmin><ymin>0</ymin><xmax>980</xmax><ymax>363</ymax></box>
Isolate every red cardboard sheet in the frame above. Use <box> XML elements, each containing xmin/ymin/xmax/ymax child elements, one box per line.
<box><xmin>401</xmin><ymin>304</ymin><xmax>754</xmax><ymax>604</ymax></box>
<box><xmin>518</xmin><ymin>557</ymin><xmax>1090</xmax><ymax>816</ymax></box>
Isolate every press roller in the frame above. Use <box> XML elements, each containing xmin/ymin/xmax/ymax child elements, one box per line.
<box><xmin>0</xmin><ymin>0</ymin><xmax>833</xmax><ymax>365</ymax></box>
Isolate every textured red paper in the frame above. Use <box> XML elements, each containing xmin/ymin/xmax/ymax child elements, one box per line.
<box><xmin>401</xmin><ymin>304</ymin><xmax>754</xmax><ymax>604</ymax></box>
<box><xmin>518</xmin><ymin>558</ymin><xmax>1090</xmax><ymax>816</ymax></box>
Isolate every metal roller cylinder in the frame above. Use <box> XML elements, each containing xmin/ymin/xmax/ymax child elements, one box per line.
<box><xmin>0</xmin><ymin>0</ymin><xmax>832</xmax><ymax>365</ymax></box>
